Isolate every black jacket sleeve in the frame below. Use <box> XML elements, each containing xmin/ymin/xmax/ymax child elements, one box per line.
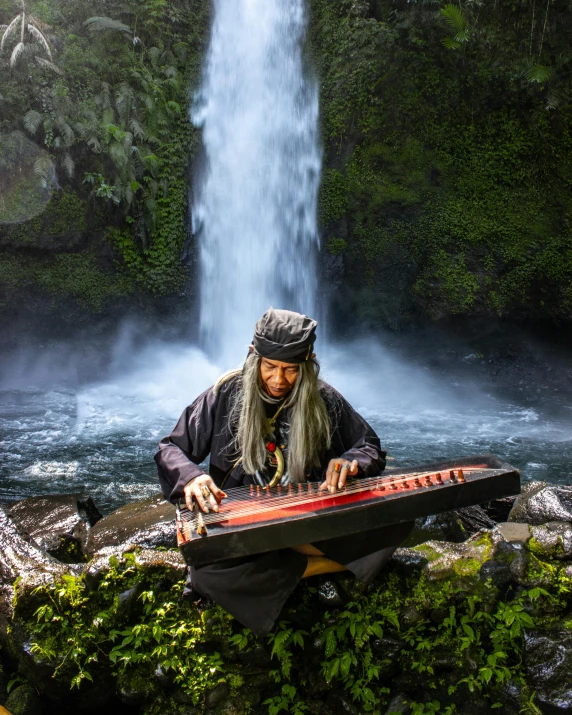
<box><xmin>154</xmin><ymin>386</ymin><xmax>218</xmax><ymax>503</ymax></box>
<box><xmin>325</xmin><ymin>386</ymin><xmax>386</xmax><ymax>477</ymax></box>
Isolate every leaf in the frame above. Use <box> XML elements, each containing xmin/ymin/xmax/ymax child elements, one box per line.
<box><xmin>27</xmin><ymin>23</ymin><xmax>52</xmax><ymax>59</ymax></box>
<box><xmin>10</xmin><ymin>41</ymin><xmax>25</xmax><ymax>67</ymax></box>
<box><xmin>480</xmin><ymin>667</ymin><xmax>493</xmax><ymax>683</ymax></box>
<box><xmin>324</xmin><ymin>629</ymin><xmax>337</xmax><ymax>658</ymax></box>
<box><xmin>24</xmin><ymin>110</ymin><xmax>43</xmax><ymax>134</ymax></box>
<box><xmin>1</xmin><ymin>14</ymin><xmax>23</xmax><ymax>52</ymax></box>
<box><xmin>326</xmin><ymin>658</ymin><xmax>340</xmax><ymax>682</ymax></box>
<box><xmin>35</xmin><ymin>57</ymin><xmax>62</xmax><ymax>74</ymax></box>
<box><xmin>525</xmin><ymin>65</ymin><xmax>554</xmax><ymax>84</ymax></box>
<box><xmin>371</xmin><ymin>623</ymin><xmax>384</xmax><ymax>639</ymax></box>
<box><xmin>441</xmin><ymin>4</ymin><xmax>467</xmax><ymax>35</ymax></box>
<box><xmin>340</xmin><ymin>652</ymin><xmax>352</xmax><ymax>678</ymax></box>
<box><xmin>62</xmin><ymin>153</ymin><xmax>75</xmax><ymax>179</ymax></box>
<box><xmin>84</xmin><ymin>17</ymin><xmax>132</xmax><ymax>35</ymax></box>
<box><xmin>462</xmin><ymin>623</ymin><xmax>475</xmax><ymax>640</ymax></box>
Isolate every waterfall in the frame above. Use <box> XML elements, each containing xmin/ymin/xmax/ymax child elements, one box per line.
<box><xmin>191</xmin><ymin>0</ymin><xmax>321</xmax><ymax>366</ymax></box>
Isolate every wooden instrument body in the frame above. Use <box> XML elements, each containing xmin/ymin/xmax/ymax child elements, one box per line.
<box><xmin>177</xmin><ymin>455</ymin><xmax>520</xmax><ymax>566</ymax></box>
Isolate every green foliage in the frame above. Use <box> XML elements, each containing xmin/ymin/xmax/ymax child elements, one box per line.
<box><xmin>29</xmin><ymin>553</ymin><xmax>234</xmax><ymax>705</ymax></box>
<box><xmin>0</xmin><ymin>0</ymin><xmax>210</xmax><ymax>304</ymax></box>
<box><xmin>441</xmin><ymin>5</ymin><xmax>469</xmax><ymax>50</ymax></box>
<box><xmin>309</xmin><ymin>0</ymin><xmax>572</xmax><ymax>325</ymax></box>
<box><xmin>19</xmin><ymin>543</ymin><xmax>572</xmax><ymax>715</ymax></box>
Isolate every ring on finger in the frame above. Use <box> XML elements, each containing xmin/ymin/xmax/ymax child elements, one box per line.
<box><xmin>201</xmin><ymin>485</ymin><xmax>211</xmax><ymax>499</ymax></box>
<box><xmin>343</xmin><ymin>463</ymin><xmax>352</xmax><ymax>471</ymax></box>
<box><xmin>333</xmin><ymin>462</ymin><xmax>341</xmax><ymax>472</ymax></box>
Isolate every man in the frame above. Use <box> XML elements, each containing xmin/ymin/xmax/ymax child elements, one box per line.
<box><xmin>156</xmin><ymin>308</ymin><xmax>411</xmax><ymax>635</ymax></box>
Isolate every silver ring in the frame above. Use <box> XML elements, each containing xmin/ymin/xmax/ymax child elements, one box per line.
<box><xmin>343</xmin><ymin>463</ymin><xmax>352</xmax><ymax>470</ymax></box>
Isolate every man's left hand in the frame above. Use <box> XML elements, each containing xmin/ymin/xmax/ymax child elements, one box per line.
<box><xmin>321</xmin><ymin>458</ymin><xmax>359</xmax><ymax>493</ymax></box>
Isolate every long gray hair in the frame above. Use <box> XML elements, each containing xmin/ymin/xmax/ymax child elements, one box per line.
<box><xmin>215</xmin><ymin>352</ymin><xmax>332</xmax><ymax>482</ymax></box>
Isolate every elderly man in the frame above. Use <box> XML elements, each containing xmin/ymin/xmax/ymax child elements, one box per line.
<box><xmin>156</xmin><ymin>308</ymin><xmax>411</xmax><ymax>635</ymax></box>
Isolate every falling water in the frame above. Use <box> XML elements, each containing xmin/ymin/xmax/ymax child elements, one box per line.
<box><xmin>191</xmin><ymin>0</ymin><xmax>320</xmax><ymax>365</ymax></box>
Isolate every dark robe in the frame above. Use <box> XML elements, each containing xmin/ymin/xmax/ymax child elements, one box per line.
<box><xmin>155</xmin><ymin>376</ymin><xmax>411</xmax><ymax>635</ymax></box>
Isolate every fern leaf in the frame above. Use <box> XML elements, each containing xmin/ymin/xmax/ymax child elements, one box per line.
<box><xmin>525</xmin><ymin>64</ymin><xmax>554</xmax><ymax>84</ymax></box>
<box><xmin>442</xmin><ymin>37</ymin><xmax>462</xmax><ymax>50</ymax></box>
<box><xmin>129</xmin><ymin>118</ymin><xmax>145</xmax><ymax>139</ymax></box>
<box><xmin>441</xmin><ymin>4</ymin><xmax>467</xmax><ymax>34</ymax></box>
<box><xmin>1</xmin><ymin>14</ymin><xmax>23</xmax><ymax>52</ymax></box>
<box><xmin>24</xmin><ymin>110</ymin><xmax>43</xmax><ymax>134</ymax></box>
<box><xmin>10</xmin><ymin>41</ymin><xmax>25</xmax><ymax>67</ymax></box>
<box><xmin>84</xmin><ymin>17</ymin><xmax>132</xmax><ymax>35</ymax></box>
<box><xmin>87</xmin><ymin>136</ymin><xmax>101</xmax><ymax>153</ymax></box>
<box><xmin>34</xmin><ymin>154</ymin><xmax>57</xmax><ymax>189</ymax></box>
<box><xmin>545</xmin><ymin>90</ymin><xmax>560</xmax><ymax>110</ymax></box>
<box><xmin>62</xmin><ymin>153</ymin><xmax>75</xmax><ymax>179</ymax></box>
<box><xmin>27</xmin><ymin>23</ymin><xmax>52</xmax><ymax>59</ymax></box>
<box><xmin>35</xmin><ymin>57</ymin><xmax>62</xmax><ymax>74</ymax></box>
<box><xmin>55</xmin><ymin>116</ymin><xmax>75</xmax><ymax>146</ymax></box>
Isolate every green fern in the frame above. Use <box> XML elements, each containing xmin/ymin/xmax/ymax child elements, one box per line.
<box><xmin>441</xmin><ymin>4</ymin><xmax>469</xmax><ymax>49</ymax></box>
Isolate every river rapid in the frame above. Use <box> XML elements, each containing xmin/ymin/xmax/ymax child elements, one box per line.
<box><xmin>1</xmin><ymin>337</ymin><xmax>570</xmax><ymax>514</ymax></box>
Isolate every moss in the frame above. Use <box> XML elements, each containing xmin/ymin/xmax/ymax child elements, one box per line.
<box><xmin>0</xmin><ymin>190</ymin><xmax>87</xmax><ymax>247</ymax></box>
<box><xmin>4</xmin><ymin>683</ymin><xmax>42</xmax><ymax>715</ymax></box>
<box><xmin>309</xmin><ymin>0</ymin><xmax>572</xmax><ymax>326</ymax></box>
<box><xmin>453</xmin><ymin>557</ymin><xmax>483</xmax><ymax>578</ymax></box>
<box><xmin>326</xmin><ymin>237</ymin><xmax>348</xmax><ymax>255</ymax></box>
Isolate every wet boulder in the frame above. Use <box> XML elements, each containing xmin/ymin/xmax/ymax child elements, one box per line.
<box><xmin>524</xmin><ymin>627</ymin><xmax>572</xmax><ymax>712</ymax></box>
<box><xmin>528</xmin><ymin>521</ymin><xmax>572</xmax><ymax>560</ymax></box>
<box><xmin>508</xmin><ymin>481</ymin><xmax>572</xmax><ymax>525</ymax></box>
<box><xmin>0</xmin><ymin>506</ymin><xmax>68</xmax><ymax>622</ymax></box>
<box><xmin>403</xmin><ymin>505</ymin><xmax>497</xmax><ymax>548</ymax></box>
<box><xmin>85</xmin><ymin>494</ymin><xmax>176</xmax><ymax>554</ymax></box>
<box><xmin>6</xmin><ymin>494</ymin><xmax>102</xmax><ymax>562</ymax></box>
<box><xmin>84</xmin><ymin>546</ymin><xmax>186</xmax><ymax>592</ymax></box>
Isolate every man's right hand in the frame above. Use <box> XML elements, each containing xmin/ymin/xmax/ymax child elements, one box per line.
<box><xmin>184</xmin><ymin>475</ymin><xmax>226</xmax><ymax>513</ymax></box>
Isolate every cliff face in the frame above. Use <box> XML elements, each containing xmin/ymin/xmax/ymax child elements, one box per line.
<box><xmin>310</xmin><ymin>0</ymin><xmax>572</xmax><ymax>332</ymax></box>
<box><xmin>0</xmin><ymin>0</ymin><xmax>211</xmax><ymax>341</ymax></box>
<box><xmin>2</xmin><ymin>0</ymin><xmax>572</xmax><ymax>340</ymax></box>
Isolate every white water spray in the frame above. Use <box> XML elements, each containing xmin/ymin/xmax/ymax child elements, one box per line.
<box><xmin>192</xmin><ymin>0</ymin><xmax>320</xmax><ymax>365</ymax></box>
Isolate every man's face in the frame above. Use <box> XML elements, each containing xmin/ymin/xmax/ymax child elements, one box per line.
<box><xmin>259</xmin><ymin>357</ymin><xmax>300</xmax><ymax>399</ymax></box>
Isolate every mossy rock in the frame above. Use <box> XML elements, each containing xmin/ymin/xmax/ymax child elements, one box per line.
<box><xmin>4</xmin><ymin>684</ymin><xmax>43</xmax><ymax>715</ymax></box>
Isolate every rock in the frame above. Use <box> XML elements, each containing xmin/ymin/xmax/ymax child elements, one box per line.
<box><xmin>85</xmin><ymin>494</ymin><xmax>176</xmax><ymax>554</ymax></box>
<box><xmin>508</xmin><ymin>481</ymin><xmax>572</xmax><ymax>525</ymax></box>
<box><xmin>384</xmin><ymin>693</ymin><xmax>411</xmax><ymax>714</ymax></box>
<box><xmin>496</xmin><ymin>522</ymin><xmax>531</xmax><ymax>544</ymax></box>
<box><xmin>0</xmin><ymin>506</ymin><xmax>69</xmax><ymax>622</ymax></box>
<box><xmin>412</xmin><ymin>531</ymin><xmax>499</xmax><ymax>582</ymax></box>
<box><xmin>391</xmin><ymin>547</ymin><xmax>429</xmax><ymax>572</ymax></box>
<box><xmin>403</xmin><ymin>506</ymin><xmax>496</xmax><ymax>547</ymax></box>
<box><xmin>117</xmin><ymin>669</ymin><xmax>159</xmax><ymax>705</ymax></box>
<box><xmin>524</xmin><ymin>627</ymin><xmax>572</xmax><ymax>711</ymax></box>
<box><xmin>482</xmin><ymin>495</ymin><xmax>518</xmax><ymax>523</ymax></box>
<box><xmin>316</xmin><ymin>577</ymin><xmax>347</xmax><ymax>608</ymax></box>
<box><xmin>84</xmin><ymin>548</ymin><xmax>185</xmax><ymax>592</ymax></box>
<box><xmin>529</xmin><ymin>522</ymin><xmax>572</xmax><ymax>560</ymax></box>
<box><xmin>205</xmin><ymin>681</ymin><xmax>230</xmax><ymax>708</ymax></box>
<box><xmin>4</xmin><ymin>683</ymin><xmax>43</xmax><ymax>715</ymax></box>
<box><xmin>7</xmin><ymin>494</ymin><xmax>102</xmax><ymax>562</ymax></box>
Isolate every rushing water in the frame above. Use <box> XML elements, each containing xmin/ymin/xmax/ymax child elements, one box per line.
<box><xmin>192</xmin><ymin>0</ymin><xmax>320</xmax><ymax>363</ymax></box>
<box><xmin>1</xmin><ymin>339</ymin><xmax>571</xmax><ymax>513</ymax></box>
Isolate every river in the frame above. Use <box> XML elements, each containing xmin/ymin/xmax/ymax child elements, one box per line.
<box><xmin>1</xmin><ymin>337</ymin><xmax>570</xmax><ymax>513</ymax></box>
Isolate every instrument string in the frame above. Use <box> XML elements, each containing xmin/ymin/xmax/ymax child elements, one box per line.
<box><xmin>186</xmin><ymin>468</ymin><xmax>477</xmax><ymax>525</ymax></box>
